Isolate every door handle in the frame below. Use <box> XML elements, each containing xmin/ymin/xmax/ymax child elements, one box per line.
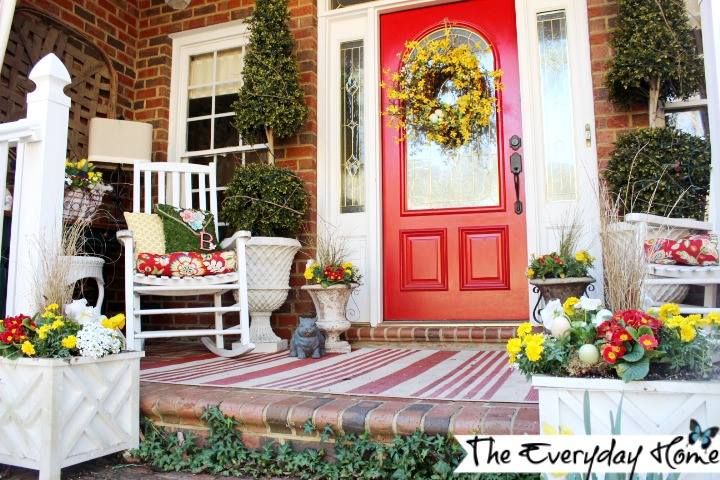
<box><xmin>510</xmin><ymin>150</ymin><xmax>523</xmax><ymax>215</ymax></box>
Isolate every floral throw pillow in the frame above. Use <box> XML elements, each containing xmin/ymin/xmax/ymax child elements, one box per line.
<box><xmin>645</xmin><ymin>234</ymin><xmax>720</xmax><ymax>266</ymax></box>
<box><xmin>136</xmin><ymin>251</ymin><xmax>236</xmax><ymax>277</ymax></box>
<box><xmin>155</xmin><ymin>204</ymin><xmax>218</xmax><ymax>253</ymax></box>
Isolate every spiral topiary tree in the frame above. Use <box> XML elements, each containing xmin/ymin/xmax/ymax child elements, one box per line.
<box><xmin>606</xmin><ymin>0</ymin><xmax>705</xmax><ymax>128</ymax></box>
<box><xmin>233</xmin><ymin>0</ymin><xmax>308</xmax><ymax>156</ymax></box>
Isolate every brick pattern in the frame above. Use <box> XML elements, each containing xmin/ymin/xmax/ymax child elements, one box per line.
<box><xmin>346</xmin><ymin>325</ymin><xmax>518</xmax><ymax>344</ymax></box>
<box><xmin>140</xmin><ymin>381</ymin><xmax>539</xmax><ymax>442</ymax></box>
<box><xmin>587</xmin><ymin>0</ymin><xmax>648</xmax><ymax>169</ymax></box>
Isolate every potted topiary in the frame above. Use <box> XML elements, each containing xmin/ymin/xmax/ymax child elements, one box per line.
<box><xmin>221</xmin><ymin>163</ymin><xmax>309</xmax><ymax>352</ymax></box>
<box><xmin>233</xmin><ymin>0</ymin><xmax>307</xmax><ymax>157</ymax></box>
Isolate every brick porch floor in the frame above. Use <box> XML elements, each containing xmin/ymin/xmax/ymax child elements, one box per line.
<box><xmin>140</xmin><ymin>339</ymin><xmax>539</xmax><ymax>445</ymax></box>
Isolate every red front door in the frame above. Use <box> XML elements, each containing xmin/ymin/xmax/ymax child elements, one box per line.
<box><xmin>381</xmin><ymin>0</ymin><xmax>528</xmax><ymax>321</ymax></box>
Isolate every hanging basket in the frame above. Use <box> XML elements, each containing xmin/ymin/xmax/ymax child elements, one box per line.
<box><xmin>63</xmin><ymin>186</ymin><xmax>107</xmax><ymax>222</ymax></box>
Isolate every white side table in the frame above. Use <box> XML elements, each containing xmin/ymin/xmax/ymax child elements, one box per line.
<box><xmin>63</xmin><ymin>256</ymin><xmax>105</xmax><ymax>308</ymax></box>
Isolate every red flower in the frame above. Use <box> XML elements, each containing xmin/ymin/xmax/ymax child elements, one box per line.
<box><xmin>597</xmin><ymin>320</ymin><xmax>624</xmax><ymax>342</ymax></box>
<box><xmin>614</xmin><ymin>310</ymin><xmax>661</xmax><ymax>331</ymax></box>
<box><xmin>601</xmin><ymin>344</ymin><xmax>626</xmax><ymax>364</ymax></box>
<box><xmin>611</xmin><ymin>328</ymin><xmax>632</xmax><ymax>345</ymax></box>
<box><xmin>638</xmin><ymin>334</ymin><xmax>658</xmax><ymax>351</ymax></box>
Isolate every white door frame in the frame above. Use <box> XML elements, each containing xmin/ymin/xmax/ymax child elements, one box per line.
<box><xmin>317</xmin><ymin>0</ymin><xmax>600</xmax><ymax>326</ymax></box>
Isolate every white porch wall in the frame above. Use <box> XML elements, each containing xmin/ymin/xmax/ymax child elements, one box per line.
<box><xmin>701</xmin><ymin>0</ymin><xmax>720</xmax><ymax>230</ymax></box>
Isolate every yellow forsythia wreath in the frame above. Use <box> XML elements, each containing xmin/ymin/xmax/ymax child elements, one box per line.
<box><xmin>382</xmin><ymin>27</ymin><xmax>502</xmax><ymax>149</ymax></box>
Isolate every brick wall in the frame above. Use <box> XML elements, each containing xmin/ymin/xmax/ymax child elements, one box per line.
<box><xmin>18</xmin><ymin>0</ymin><xmax>140</xmax><ymax>121</ymax></box>
<box><xmin>587</xmin><ymin>0</ymin><xmax>649</xmax><ymax>169</ymax></box>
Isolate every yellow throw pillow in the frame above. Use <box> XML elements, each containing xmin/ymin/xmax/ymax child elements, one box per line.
<box><xmin>123</xmin><ymin>212</ymin><xmax>166</xmax><ymax>254</ymax></box>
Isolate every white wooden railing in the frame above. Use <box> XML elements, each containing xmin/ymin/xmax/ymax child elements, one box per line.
<box><xmin>1</xmin><ymin>53</ymin><xmax>70</xmax><ymax>315</ymax></box>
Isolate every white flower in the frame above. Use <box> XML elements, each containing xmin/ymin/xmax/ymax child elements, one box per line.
<box><xmin>76</xmin><ymin>322</ymin><xmax>123</xmax><ymax>359</ymax></box>
<box><xmin>578</xmin><ymin>296</ymin><xmax>602</xmax><ymax>312</ymax></box>
<box><xmin>594</xmin><ymin>309</ymin><xmax>614</xmax><ymax>326</ymax></box>
<box><xmin>64</xmin><ymin>299</ymin><xmax>100</xmax><ymax>325</ymax></box>
<box><xmin>540</xmin><ymin>299</ymin><xmax>564</xmax><ymax>330</ymax></box>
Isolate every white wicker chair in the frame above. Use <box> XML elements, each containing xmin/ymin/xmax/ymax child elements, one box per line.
<box><xmin>117</xmin><ymin>161</ymin><xmax>254</xmax><ymax>357</ymax></box>
<box><xmin>625</xmin><ymin>212</ymin><xmax>719</xmax><ymax>313</ymax></box>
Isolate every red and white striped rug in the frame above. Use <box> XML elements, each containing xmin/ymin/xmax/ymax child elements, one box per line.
<box><xmin>140</xmin><ymin>347</ymin><xmax>537</xmax><ymax>403</ymax></box>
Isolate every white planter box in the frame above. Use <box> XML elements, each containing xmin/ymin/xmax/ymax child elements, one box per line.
<box><xmin>0</xmin><ymin>351</ymin><xmax>144</xmax><ymax>480</ymax></box>
<box><xmin>533</xmin><ymin>375</ymin><xmax>720</xmax><ymax>435</ymax></box>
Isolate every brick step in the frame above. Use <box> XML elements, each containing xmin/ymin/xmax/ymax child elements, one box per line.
<box><xmin>140</xmin><ymin>382</ymin><xmax>538</xmax><ymax>448</ymax></box>
<box><xmin>346</xmin><ymin>325</ymin><xmax>519</xmax><ymax>347</ymax></box>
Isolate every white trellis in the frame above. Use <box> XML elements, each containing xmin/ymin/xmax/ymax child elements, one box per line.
<box><xmin>0</xmin><ymin>53</ymin><xmax>70</xmax><ymax>315</ymax></box>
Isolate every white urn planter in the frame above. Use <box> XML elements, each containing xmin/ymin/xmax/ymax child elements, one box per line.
<box><xmin>301</xmin><ymin>284</ymin><xmax>356</xmax><ymax>354</ymax></box>
<box><xmin>234</xmin><ymin>236</ymin><xmax>301</xmax><ymax>353</ymax></box>
<box><xmin>532</xmin><ymin>375</ymin><xmax>720</xmax><ymax>435</ymax></box>
<box><xmin>0</xmin><ymin>351</ymin><xmax>144</xmax><ymax>480</ymax></box>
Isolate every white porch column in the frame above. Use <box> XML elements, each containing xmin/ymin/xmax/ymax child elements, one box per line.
<box><xmin>7</xmin><ymin>54</ymin><xmax>70</xmax><ymax>315</ymax></box>
<box><xmin>0</xmin><ymin>0</ymin><xmax>17</xmax><ymax>67</ymax></box>
<box><xmin>701</xmin><ymin>0</ymin><xmax>720</xmax><ymax>230</ymax></box>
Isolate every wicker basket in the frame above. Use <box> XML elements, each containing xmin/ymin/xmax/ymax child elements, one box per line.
<box><xmin>63</xmin><ymin>187</ymin><xmax>106</xmax><ymax>222</ymax></box>
<box><xmin>529</xmin><ymin>276</ymin><xmax>596</xmax><ymax>303</ymax></box>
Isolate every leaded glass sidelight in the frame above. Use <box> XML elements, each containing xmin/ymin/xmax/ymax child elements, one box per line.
<box><xmin>340</xmin><ymin>40</ymin><xmax>365</xmax><ymax>213</ymax></box>
<box><xmin>537</xmin><ymin>11</ymin><xmax>577</xmax><ymax>201</ymax></box>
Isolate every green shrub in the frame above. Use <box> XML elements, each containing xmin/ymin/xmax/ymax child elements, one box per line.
<box><xmin>604</xmin><ymin>127</ymin><xmax>710</xmax><ymax>220</ymax></box>
<box><xmin>133</xmin><ymin>405</ymin><xmax>541</xmax><ymax>480</ymax></box>
<box><xmin>221</xmin><ymin>163</ymin><xmax>309</xmax><ymax>237</ymax></box>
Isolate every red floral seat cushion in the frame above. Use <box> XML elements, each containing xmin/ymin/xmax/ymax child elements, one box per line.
<box><xmin>644</xmin><ymin>234</ymin><xmax>720</xmax><ymax>266</ymax></box>
<box><xmin>136</xmin><ymin>251</ymin><xmax>236</xmax><ymax>277</ymax></box>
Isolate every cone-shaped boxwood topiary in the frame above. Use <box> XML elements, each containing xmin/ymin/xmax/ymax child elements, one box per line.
<box><xmin>221</xmin><ymin>163</ymin><xmax>309</xmax><ymax>238</ymax></box>
<box><xmin>233</xmin><ymin>0</ymin><xmax>308</xmax><ymax>149</ymax></box>
<box><xmin>604</xmin><ymin>127</ymin><xmax>710</xmax><ymax>220</ymax></box>
<box><xmin>606</xmin><ymin>0</ymin><xmax>704</xmax><ymax>128</ymax></box>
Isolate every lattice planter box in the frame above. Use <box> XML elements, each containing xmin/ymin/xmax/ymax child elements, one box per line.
<box><xmin>0</xmin><ymin>351</ymin><xmax>144</xmax><ymax>480</ymax></box>
<box><xmin>533</xmin><ymin>375</ymin><xmax>720</xmax><ymax>435</ymax></box>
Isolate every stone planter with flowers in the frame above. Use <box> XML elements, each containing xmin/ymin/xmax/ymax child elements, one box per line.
<box><xmin>301</xmin><ymin>233</ymin><xmax>361</xmax><ymax>354</ymax></box>
<box><xmin>508</xmin><ymin>297</ymin><xmax>720</xmax><ymax>436</ymax></box>
<box><xmin>63</xmin><ymin>159</ymin><xmax>112</xmax><ymax>223</ymax></box>
<box><xmin>0</xmin><ymin>302</ymin><xmax>141</xmax><ymax>480</ymax></box>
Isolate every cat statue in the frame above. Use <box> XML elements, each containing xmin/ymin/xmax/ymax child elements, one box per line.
<box><xmin>289</xmin><ymin>316</ymin><xmax>326</xmax><ymax>359</ymax></box>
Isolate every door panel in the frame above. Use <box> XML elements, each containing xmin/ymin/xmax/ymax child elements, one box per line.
<box><xmin>381</xmin><ymin>0</ymin><xmax>528</xmax><ymax>321</ymax></box>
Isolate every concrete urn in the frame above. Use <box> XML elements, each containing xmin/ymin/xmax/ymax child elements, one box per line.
<box><xmin>234</xmin><ymin>237</ymin><xmax>301</xmax><ymax>353</ymax></box>
<box><xmin>301</xmin><ymin>284</ymin><xmax>357</xmax><ymax>354</ymax></box>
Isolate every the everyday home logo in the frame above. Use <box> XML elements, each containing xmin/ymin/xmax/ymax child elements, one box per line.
<box><xmin>455</xmin><ymin>420</ymin><xmax>720</xmax><ymax>476</ymax></box>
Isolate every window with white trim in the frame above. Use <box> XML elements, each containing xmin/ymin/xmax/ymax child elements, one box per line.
<box><xmin>665</xmin><ymin>0</ymin><xmax>708</xmax><ymax>137</ymax></box>
<box><xmin>170</xmin><ymin>24</ymin><xmax>268</xmax><ymax>190</ymax></box>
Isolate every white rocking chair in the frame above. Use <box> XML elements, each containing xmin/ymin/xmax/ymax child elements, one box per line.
<box><xmin>117</xmin><ymin>161</ymin><xmax>255</xmax><ymax>357</ymax></box>
<box><xmin>625</xmin><ymin>212</ymin><xmax>720</xmax><ymax>313</ymax></box>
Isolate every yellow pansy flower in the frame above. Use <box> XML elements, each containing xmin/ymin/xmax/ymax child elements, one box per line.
<box><xmin>51</xmin><ymin>319</ymin><xmax>65</xmax><ymax>330</ymax></box>
<box><xmin>706</xmin><ymin>312</ymin><xmax>720</xmax><ymax>326</ymax></box>
<box><xmin>101</xmin><ymin>314</ymin><xmax>126</xmax><ymax>330</ymax></box>
<box><xmin>563</xmin><ymin>297</ymin><xmax>580</xmax><ymax>316</ymax></box>
<box><xmin>303</xmin><ymin>263</ymin><xmax>317</xmax><ymax>281</ymax></box>
<box><xmin>37</xmin><ymin>325</ymin><xmax>51</xmax><ymax>340</ymax></box>
<box><xmin>526</xmin><ymin>268</ymin><xmax>535</xmax><ymax>279</ymax></box>
<box><xmin>525</xmin><ymin>343</ymin><xmax>544</xmax><ymax>362</ymax></box>
<box><xmin>61</xmin><ymin>336</ymin><xmax>77</xmax><ymax>349</ymax></box>
<box><xmin>574</xmin><ymin>250</ymin><xmax>594</xmax><ymax>265</ymax></box>
<box><xmin>679</xmin><ymin>324</ymin><xmax>697</xmax><ymax>343</ymax></box>
<box><xmin>516</xmin><ymin>322</ymin><xmax>533</xmax><ymax>338</ymax></box>
<box><xmin>658</xmin><ymin>303</ymin><xmax>680</xmax><ymax>321</ymax></box>
<box><xmin>21</xmin><ymin>341</ymin><xmax>36</xmax><ymax>356</ymax></box>
<box><xmin>506</xmin><ymin>337</ymin><xmax>522</xmax><ymax>355</ymax></box>
<box><xmin>341</xmin><ymin>262</ymin><xmax>353</xmax><ymax>269</ymax></box>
